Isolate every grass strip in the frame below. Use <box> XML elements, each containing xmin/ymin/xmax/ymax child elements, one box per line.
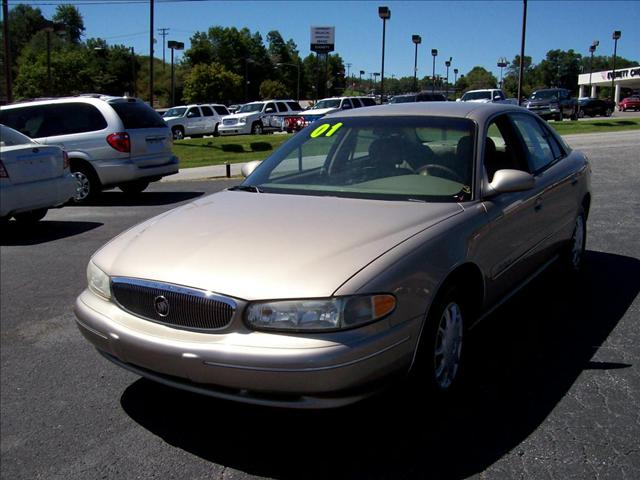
<box><xmin>550</xmin><ymin>118</ymin><xmax>640</xmax><ymax>135</ymax></box>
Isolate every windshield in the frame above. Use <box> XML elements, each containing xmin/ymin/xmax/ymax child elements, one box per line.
<box><xmin>390</xmin><ymin>95</ymin><xmax>416</xmax><ymax>104</ymax></box>
<box><xmin>163</xmin><ymin>107</ymin><xmax>187</xmax><ymax>117</ymax></box>
<box><xmin>531</xmin><ymin>90</ymin><xmax>558</xmax><ymax>100</ymax></box>
<box><xmin>237</xmin><ymin>103</ymin><xmax>264</xmax><ymax>113</ymax></box>
<box><xmin>313</xmin><ymin>99</ymin><xmax>341</xmax><ymax>109</ymax></box>
<box><xmin>461</xmin><ymin>91</ymin><xmax>491</xmax><ymax>101</ymax></box>
<box><xmin>243</xmin><ymin>116</ymin><xmax>475</xmax><ymax>202</ymax></box>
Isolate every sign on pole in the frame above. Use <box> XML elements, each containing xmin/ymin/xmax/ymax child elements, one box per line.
<box><xmin>311</xmin><ymin>26</ymin><xmax>335</xmax><ymax>54</ymax></box>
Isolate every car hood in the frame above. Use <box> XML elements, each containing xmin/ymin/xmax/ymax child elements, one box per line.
<box><xmin>162</xmin><ymin>115</ymin><xmax>182</xmax><ymax>121</ymax></box>
<box><xmin>303</xmin><ymin>108</ymin><xmax>337</xmax><ymax>116</ymax></box>
<box><xmin>526</xmin><ymin>98</ymin><xmax>557</xmax><ymax>106</ymax></box>
<box><xmin>463</xmin><ymin>99</ymin><xmax>491</xmax><ymax>103</ymax></box>
<box><xmin>93</xmin><ymin>191</ymin><xmax>463</xmax><ymax>301</ymax></box>
<box><xmin>224</xmin><ymin>112</ymin><xmax>258</xmax><ymax>120</ymax></box>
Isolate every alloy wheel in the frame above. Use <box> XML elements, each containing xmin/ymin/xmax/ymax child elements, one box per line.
<box><xmin>433</xmin><ymin>301</ymin><xmax>464</xmax><ymax>390</ymax></box>
<box><xmin>571</xmin><ymin>215</ymin><xmax>585</xmax><ymax>270</ymax></box>
<box><xmin>73</xmin><ymin>171</ymin><xmax>91</xmax><ymax>202</ymax></box>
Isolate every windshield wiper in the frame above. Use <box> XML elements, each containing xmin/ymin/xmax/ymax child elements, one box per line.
<box><xmin>229</xmin><ymin>185</ymin><xmax>262</xmax><ymax>193</ymax></box>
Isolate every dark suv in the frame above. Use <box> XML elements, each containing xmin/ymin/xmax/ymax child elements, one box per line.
<box><xmin>524</xmin><ymin>88</ymin><xmax>578</xmax><ymax>121</ymax></box>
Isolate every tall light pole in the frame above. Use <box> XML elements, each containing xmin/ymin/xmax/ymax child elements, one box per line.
<box><xmin>373</xmin><ymin>72</ymin><xmax>380</xmax><ymax>98</ymax></box>
<box><xmin>2</xmin><ymin>0</ymin><xmax>12</xmax><ymax>103</ymax></box>
<box><xmin>517</xmin><ymin>0</ymin><xmax>528</xmax><ymax>106</ymax></box>
<box><xmin>588</xmin><ymin>40</ymin><xmax>599</xmax><ymax>94</ymax></box>
<box><xmin>276</xmin><ymin>62</ymin><xmax>301</xmax><ymax>102</ymax></box>
<box><xmin>130</xmin><ymin>47</ymin><xmax>137</xmax><ymax>97</ymax></box>
<box><xmin>378</xmin><ymin>6</ymin><xmax>391</xmax><ymax>100</ymax></box>
<box><xmin>431</xmin><ymin>48</ymin><xmax>438</xmax><ymax>93</ymax></box>
<box><xmin>611</xmin><ymin>30</ymin><xmax>621</xmax><ymax>102</ymax></box>
<box><xmin>359</xmin><ymin>70</ymin><xmax>364</xmax><ymax>92</ymax></box>
<box><xmin>444</xmin><ymin>57</ymin><xmax>452</xmax><ymax>98</ymax></box>
<box><xmin>453</xmin><ymin>68</ymin><xmax>459</xmax><ymax>97</ymax></box>
<box><xmin>167</xmin><ymin>40</ymin><xmax>183</xmax><ymax>106</ymax></box>
<box><xmin>42</xmin><ymin>20</ymin><xmax>65</xmax><ymax>96</ymax></box>
<box><xmin>412</xmin><ymin>34</ymin><xmax>422</xmax><ymax>92</ymax></box>
<box><xmin>497</xmin><ymin>57</ymin><xmax>508</xmax><ymax>88</ymax></box>
<box><xmin>149</xmin><ymin>0</ymin><xmax>154</xmax><ymax>107</ymax></box>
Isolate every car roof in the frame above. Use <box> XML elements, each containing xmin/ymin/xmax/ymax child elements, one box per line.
<box><xmin>327</xmin><ymin>102</ymin><xmax>527</xmax><ymax>123</ymax></box>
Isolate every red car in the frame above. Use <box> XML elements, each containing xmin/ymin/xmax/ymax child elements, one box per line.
<box><xmin>618</xmin><ymin>96</ymin><xmax>640</xmax><ymax>111</ymax></box>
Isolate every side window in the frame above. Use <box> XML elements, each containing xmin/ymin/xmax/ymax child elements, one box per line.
<box><xmin>186</xmin><ymin>108</ymin><xmax>201</xmax><ymax>118</ymax></box>
<box><xmin>509</xmin><ymin>113</ymin><xmax>556</xmax><ymax>173</ymax></box>
<box><xmin>200</xmin><ymin>106</ymin><xmax>214</xmax><ymax>116</ymax></box>
<box><xmin>341</xmin><ymin>99</ymin><xmax>352</xmax><ymax>109</ymax></box>
<box><xmin>0</xmin><ymin>106</ymin><xmax>45</xmax><ymax>138</ymax></box>
<box><xmin>264</xmin><ymin>103</ymin><xmax>276</xmax><ymax>113</ymax></box>
<box><xmin>538</xmin><ymin>120</ymin><xmax>566</xmax><ymax>160</ymax></box>
<box><xmin>361</xmin><ymin>98</ymin><xmax>376</xmax><ymax>107</ymax></box>
<box><xmin>351</xmin><ymin>98</ymin><xmax>363</xmax><ymax>108</ymax></box>
<box><xmin>286</xmin><ymin>101</ymin><xmax>302</xmax><ymax>111</ymax></box>
<box><xmin>213</xmin><ymin>106</ymin><xmax>229</xmax><ymax>116</ymax></box>
<box><xmin>483</xmin><ymin>114</ymin><xmax>532</xmax><ymax>182</ymax></box>
<box><xmin>276</xmin><ymin>102</ymin><xmax>288</xmax><ymax>113</ymax></box>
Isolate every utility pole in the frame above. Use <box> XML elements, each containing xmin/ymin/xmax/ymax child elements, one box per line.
<box><xmin>149</xmin><ymin>0</ymin><xmax>154</xmax><ymax>107</ymax></box>
<box><xmin>517</xmin><ymin>0</ymin><xmax>528</xmax><ymax>106</ymax></box>
<box><xmin>2</xmin><ymin>0</ymin><xmax>12</xmax><ymax>103</ymax></box>
<box><xmin>157</xmin><ymin>27</ymin><xmax>169</xmax><ymax>70</ymax></box>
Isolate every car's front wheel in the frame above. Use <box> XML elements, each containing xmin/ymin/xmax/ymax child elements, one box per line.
<box><xmin>414</xmin><ymin>286</ymin><xmax>467</xmax><ymax>394</ymax></box>
<box><xmin>172</xmin><ymin>127</ymin><xmax>185</xmax><ymax>140</ymax></box>
<box><xmin>71</xmin><ymin>165</ymin><xmax>99</xmax><ymax>204</ymax></box>
<box><xmin>251</xmin><ymin>122</ymin><xmax>263</xmax><ymax>135</ymax></box>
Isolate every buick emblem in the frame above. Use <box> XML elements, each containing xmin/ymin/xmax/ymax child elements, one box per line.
<box><xmin>154</xmin><ymin>295</ymin><xmax>170</xmax><ymax>317</ymax></box>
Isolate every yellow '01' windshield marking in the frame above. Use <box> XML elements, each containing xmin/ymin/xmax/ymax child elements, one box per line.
<box><xmin>310</xmin><ymin>122</ymin><xmax>343</xmax><ymax>138</ymax></box>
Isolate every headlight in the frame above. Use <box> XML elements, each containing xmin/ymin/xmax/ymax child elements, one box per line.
<box><xmin>87</xmin><ymin>261</ymin><xmax>111</xmax><ymax>299</ymax></box>
<box><xmin>238</xmin><ymin>117</ymin><xmax>247</xmax><ymax>125</ymax></box>
<box><xmin>246</xmin><ymin>294</ymin><xmax>396</xmax><ymax>332</ymax></box>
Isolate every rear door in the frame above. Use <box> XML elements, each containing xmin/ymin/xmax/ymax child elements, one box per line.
<box><xmin>109</xmin><ymin>100</ymin><xmax>172</xmax><ymax>167</ymax></box>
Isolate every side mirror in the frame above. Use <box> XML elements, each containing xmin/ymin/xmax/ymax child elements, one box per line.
<box><xmin>485</xmin><ymin>169</ymin><xmax>535</xmax><ymax>197</ymax></box>
<box><xmin>265</xmin><ymin>107</ymin><xmax>275</xmax><ymax>114</ymax></box>
<box><xmin>241</xmin><ymin>160</ymin><xmax>262</xmax><ymax>178</ymax></box>
<box><xmin>342</xmin><ymin>103</ymin><xmax>352</xmax><ymax>110</ymax></box>
<box><xmin>456</xmin><ymin>98</ymin><xmax>461</xmax><ymax>102</ymax></box>
<box><xmin>493</xmin><ymin>95</ymin><xmax>501</xmax><ymax>100</ymax></box>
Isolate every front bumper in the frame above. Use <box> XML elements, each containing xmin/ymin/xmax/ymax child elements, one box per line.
<box><xmin>95</xmin><ymin>155</ymin><xmax>179</xmax><ymax>187</ymax></box>
<box><xmin>74</xmin><ymin>289</ymin><xmax>417</xmax><ymax>408</ymax></box>
<box><xmin>0</xmin><ymin>173</ymin><xmax>77</xmax><ymax>217</ymax></box>
<box><xmin>218</xmin><ymin>123</ymin><xmax>251</xmax><ymax>136</ymax></box>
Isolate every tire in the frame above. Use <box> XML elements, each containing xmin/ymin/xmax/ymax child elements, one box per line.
<box><xmin>119</xmin><ymin>180</ymin><xmax>150</xmax><ymax>195</ymax></box>
<box><xmin>577</xmin><ymin>109</ymin><xmax>585</xmax><ymax>119</ymax></box>
<box><xmin>13</xmin><ymin>208</ymin><xmax>48</xmax><ymax>223</ymax></box>
<box><xmin>412</xmin><ymin>285</ymin><xmax>468</xmax><ymax>395</ymax></box>
<box><xmin>71</xmin><ymin>164</ymin><xmax>100</xmax><ymax>204</ymax></box>
<box><xmin>172</xmin><ymin>127</ymin><xmax>185</xmax><ymax>140</ymax></box>
<box><xmin>213</xmin><ymin>123</ymin><xmax>220</xmax><ymax>137</ymax></box>
<box><xmin>562</xmin><ymin>208</ymin><xmax>587</xmax><ymax>274</ymax></box>
<box><xmin>555</xmin><ymin>112</ymin><xmax>563</xmax><ymax>122</ymax></box>
<box><xmin>251</xmin><ymin>122</ymin><xmax>263</xmax><ymax>135</ymax></box>
<box><xmin>605</xmin><ymin>108</ymin><xmax>613</xmax><ymax>117</ymax></box>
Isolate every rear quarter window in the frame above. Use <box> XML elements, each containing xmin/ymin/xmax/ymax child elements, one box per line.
<box><xmin>109</xmin><ymin>101</ymin><xmax>166</xmax><ymax>129</ymax></box>
<box><xmin>360</xmin><ymin>98</ymin><xmax>376</xmax><ymax>107</ymax></box>
<box><xmin>286</xmin><ymin>102</ymin><xmax>302</xmax><ymax>111</ymax></box>
<box><xmin>200</xmin><ymin>106</ymin><xmax>214</xmax><ymax>116</ymax></box>
<box><xmin>213</xmin><ymin>106</ymin><xmax>229</xmax><ymax>116</ymax></box>
<box><xmin>1</xmin><ymin>103</ymin><xmax>107</xmax><ymax>138</ymax></box>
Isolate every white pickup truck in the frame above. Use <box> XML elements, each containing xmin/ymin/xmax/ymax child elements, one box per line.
<box><xmin>457</xmin><ymin>89</ymin><xmax>517</xmax><ymax>104</ymax></box>
<box><xmin>218</xmin><ymin>100</ymin><xmax>303</xmax><ymax>135</ymax></box>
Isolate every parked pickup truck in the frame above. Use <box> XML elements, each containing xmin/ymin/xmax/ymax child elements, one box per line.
<box><xmin>524</xmin><ymin>88</ymin><xmax>578</xmax><ymax>121</ymax></box>
<box><xmin>218</xmin><ymin>100</ymin><xmax>303</xmax><ymax>135</ymax></box>
<box><xmin>457</xmin><ymin>89</ymin><xmax>515</xmax><ymax>104</ymax></box>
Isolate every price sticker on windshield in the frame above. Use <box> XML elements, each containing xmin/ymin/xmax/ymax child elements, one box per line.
<box><xmin>310</xmin><ymin>122</ymin><xmax>343</xmax><ymax>138</ymax></box>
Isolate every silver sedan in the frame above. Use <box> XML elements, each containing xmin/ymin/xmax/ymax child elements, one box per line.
<box><xmin>74</xmin><ymin>102</ymin><xmax>591</xmax><ymax>408</ymax></box>
<box><xmin>1</xmin><ymin>124</ymin><xmax>77</xmax><ymax>223</ymax></box>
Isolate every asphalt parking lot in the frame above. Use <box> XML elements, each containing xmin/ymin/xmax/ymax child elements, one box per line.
<box><xmin>1</xmin><ymin>131</ymin><xmax>639</xmax><ymax>479</ymax></box>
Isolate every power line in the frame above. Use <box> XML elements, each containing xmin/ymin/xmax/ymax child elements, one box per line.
<box><xmin>158</xmin><ymin>27</ymin><xmax>169</xmax><ymax>70</ymax></box>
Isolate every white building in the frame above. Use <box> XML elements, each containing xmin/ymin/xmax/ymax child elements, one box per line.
<box><xmin>578</xmin><ymin>65</ymin><xmax>640</xmax><ymax>102</ymax></box>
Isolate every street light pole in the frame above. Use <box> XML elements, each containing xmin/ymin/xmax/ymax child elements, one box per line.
<box><xmin>445</xmin><ymin>57</ymin><xmax>452</xmax><ymax>98</ymax></box>
<box><xmin>611</xmin><ymin>30</ymin><xmax>621</xmax><ymax>102</ymax></box>
<box><xmin>431</xmin><ymin>49</ymin><xmax>438</xmax><ymax>93</ymax></box>
<box><xmin>517</xmin><ymin>0</ymin><xmax>528</xmax><ymax>106</ymax></box>
<box><xmin>130</xmin><ymin>47</ymin><xmax>136</xmax><ymax>97</ymax></box>
<box><xmin>497</xmin><ymin>57</ymin><xmax>508</xmax><ymax>89</ymax></box>
<box><xmin>412</xmin><ymin>34</ymin><xmax>421</xmax><ymax>92</ymax></box>
<box><xmin>359</xmin><ymin>70</ymin><xmax>364</xmax><ymax>93</ymax></box>
<box><xmin>453</xmin><ymin>68</ymin><xmax>459</xmax><ymax>96</ymax></box>
<box><xmin>149</xmin><ymin>0</ymin><xmax>154</xmax><ymax>107</ymax></box>
<box><xmin>378</xmin><ymin>6</ymin><xmax>391</xmax><ymax>101</ymax></box>
<box><xmin>167</xmin><ymin>40</ymin><xmax>184</xmax><ymax>107</ymax></box>
<box><xmin>588</xmin><ymin>41</ymin><xmax>598</xmax><ymax>94</ymax></box>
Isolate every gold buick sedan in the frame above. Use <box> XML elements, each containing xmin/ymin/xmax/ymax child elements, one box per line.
<box><xmin>75</xmin><ymin>102</ymin><xmax>591</xmax><ymax>408</ymax></box>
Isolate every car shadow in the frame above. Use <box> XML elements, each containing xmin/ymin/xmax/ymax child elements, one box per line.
<box><xmin>120</xmin><ymin>250</ymin><xmax>639</xmax><ymax>479</ymax></box>
<box><xmin>74</xmin><ymin>190</ymin><xmax>204</xmax><ymax>207</ymax></box>
<box><xmin>1</xmin><ymin>220</ymin><xmax>103</xmax><ymax>246</ymax></box>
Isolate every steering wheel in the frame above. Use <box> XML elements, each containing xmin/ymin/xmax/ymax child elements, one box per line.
<box><xmin>416</xmin><ymin>164</ymin><xmax>464</xmax><ymax>183</ymax></box>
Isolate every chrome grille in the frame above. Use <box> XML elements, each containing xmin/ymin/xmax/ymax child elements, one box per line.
<box><xmin>111</xmin><ymin>277</ymin><xmax>236</xmax><ymax>331</ymax></box>
<box><xmin>223</xmin><ymin>118</ymin><xmax>238</xmax><ymax>126</ymax></box>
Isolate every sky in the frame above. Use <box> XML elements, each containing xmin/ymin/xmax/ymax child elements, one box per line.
<box><xmin>12</xmin><ymin>0</ymin><xmax>640</xmax><ymax>81</ymax></box>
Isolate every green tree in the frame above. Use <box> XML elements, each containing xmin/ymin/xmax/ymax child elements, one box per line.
<box><xmin>182</xmin><ymin>62</ymin><xmax>242</xmax><ymax>104</ymax></box>
<box><xmin>52</xmin><ymin>4</ymin><xmax>85</xmax><ymax>44</ymax></box>
<box><xmin>259</xmin><ymin>79</ymin><xmax>289</xmax><ymax>99</ymax></box>
<box><xmin>463</xmin><ymin>66</ymin><xmax>497</xmax><ymax>91</ymax></box>
<box><xmin>537</xmin><ymin>49</ymin><xmax>582</xmax><ymax>92</ymax></box>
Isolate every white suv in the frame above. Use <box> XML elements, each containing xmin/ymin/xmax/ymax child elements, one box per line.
<box><xmin>163</xmin><ymin>104</ymin><xmax>230</xmax><ymax>140</ymax></box>
<box><xmin>218</xmin><ymin>100</ymin><xmax>303</xmax><ymax>135</ymax></box>
<box><xmin>0</xmin><ymin>95</ymin><xmax>179</xmax><ymax>202</ymax></box>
